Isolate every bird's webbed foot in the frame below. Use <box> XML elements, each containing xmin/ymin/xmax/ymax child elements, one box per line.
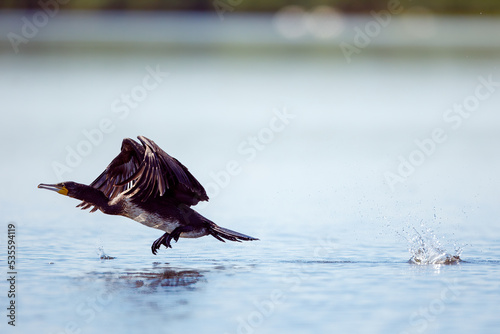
<box><xmin>151</xmin><ymin>226</ymin><xmax>195</xmax><ymax>255</ymax></box>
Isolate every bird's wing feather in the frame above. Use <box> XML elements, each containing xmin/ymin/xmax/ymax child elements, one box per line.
<box><xmin>121</xmin><ymin>136</ymin><xmax>208</xmax><ymax>205</ymax></box>
<box><xmin>77</xmin><ymin>136</ymin><xmax>208</xmax><ymax>210</ymax></box>
<box><xmin>77</xmin><ymin>137</ymin><xmax>144</xmax><ymax>210</ymax></box>
<box><xmin>91</xmin><ymin>137</ymin><xmax>144</xmax><ymax>198</ymax></box>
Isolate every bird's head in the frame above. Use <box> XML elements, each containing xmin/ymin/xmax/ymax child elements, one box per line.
<box><xmin>38</xmin><ymin>182</ymin><xmax>80</xmax><ymax>198</ymax></box>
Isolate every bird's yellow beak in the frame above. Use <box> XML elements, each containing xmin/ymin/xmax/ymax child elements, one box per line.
<box><xmin>38</xmin><ymin>183</ymin><xmax>69</xmax><ymax>196</ymax></box>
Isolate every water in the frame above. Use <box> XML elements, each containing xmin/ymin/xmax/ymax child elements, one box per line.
<box><xmin>1</xmin><ymin>12</ymin><xmax>500</xmax><ymax>334</ymax></box>
<box><xmin>404</xmin><ymin>226</ymin><xmax>463</xmax><ymax>265</ymax></box>
<box><xmin>6</xmin><ymin>222</ymin><xmax>499</xmax><ymax>334</ymax></box>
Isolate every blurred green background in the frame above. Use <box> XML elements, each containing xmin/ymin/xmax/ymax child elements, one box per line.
<box><xmin>2</xmin><ymin>0</ymin><xmax>499</xmax><ymax>14</ymax></box>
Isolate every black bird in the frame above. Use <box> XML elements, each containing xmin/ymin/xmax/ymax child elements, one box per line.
<box><xmin>38</xmin><ymin>136</ymin><xmax>258</xmax><ymax>255</ymax></box>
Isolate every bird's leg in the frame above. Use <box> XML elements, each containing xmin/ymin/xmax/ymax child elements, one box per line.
<box><xmin>151</xmin><ymin>226</ymin><xmax>197</xmax><ymax>255</ymax></box>
<box><xmin>151</xmin><ymin>232</ymin><xmax>172</xmax><ymax>255</ymax></box>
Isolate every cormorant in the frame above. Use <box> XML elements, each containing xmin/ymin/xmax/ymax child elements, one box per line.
<box><xmin>38</xmin><ymin>136</ymin><xmax>258</xmax><ymax>255</ymax></box>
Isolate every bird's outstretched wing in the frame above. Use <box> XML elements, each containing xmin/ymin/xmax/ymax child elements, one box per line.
<box><xmin>77</xmin><ymin>136</ymin><xmax>208</xmax><ymax>211</ymax></box>
<box><xmin>120</xmin><ymin>136</ymin><xmax>208</xmax><ymax>205</ymax></box>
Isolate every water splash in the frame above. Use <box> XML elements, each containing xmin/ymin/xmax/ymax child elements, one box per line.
<box><xmin>403</xmin><ymin>226</ymin><xmax>462</xmax><ymax>265</ymax></box>
<box><xmin>96</xmin><ymin>245</ymin><xmax>116</xmax><ymax>260</ymax></box>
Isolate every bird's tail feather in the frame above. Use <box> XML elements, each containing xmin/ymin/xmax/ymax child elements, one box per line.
<box><xmin>209</xmin><ymin>223</ymin><xmax>259</xmax><ymax>243</ymax></box>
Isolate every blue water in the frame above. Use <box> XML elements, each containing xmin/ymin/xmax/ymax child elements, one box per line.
<box><xmin>1</xmin><ymin>12</ymin><xmax>500</xmax><ymax>334</ymax></box>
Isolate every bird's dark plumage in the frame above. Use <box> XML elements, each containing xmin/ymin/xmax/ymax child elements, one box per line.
<box><xmin>79</xmin><ymin>136</ymin><xmax>208</xmax><ymax>209</ymax></box>
<box><xmin>38</xmin><ymin>136</ymin><xmax>258</xmax><ymax>255</ymax></box>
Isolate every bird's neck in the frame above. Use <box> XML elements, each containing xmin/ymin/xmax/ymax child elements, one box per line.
<box><xmin>72</xmin><ymin>184</ymin><xmax>120</xmax><ymax>215</ymax></box>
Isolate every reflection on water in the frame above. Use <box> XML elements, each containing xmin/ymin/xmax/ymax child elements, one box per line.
<box><xmin>118</xmin><ymin>267</ymin><xmax>206</xmax><ymax>290</ymax></box>
<box><xmin>82</xmin><ymin>265</ymin><xmax>206</xmax><ymax>293</ymax></box>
